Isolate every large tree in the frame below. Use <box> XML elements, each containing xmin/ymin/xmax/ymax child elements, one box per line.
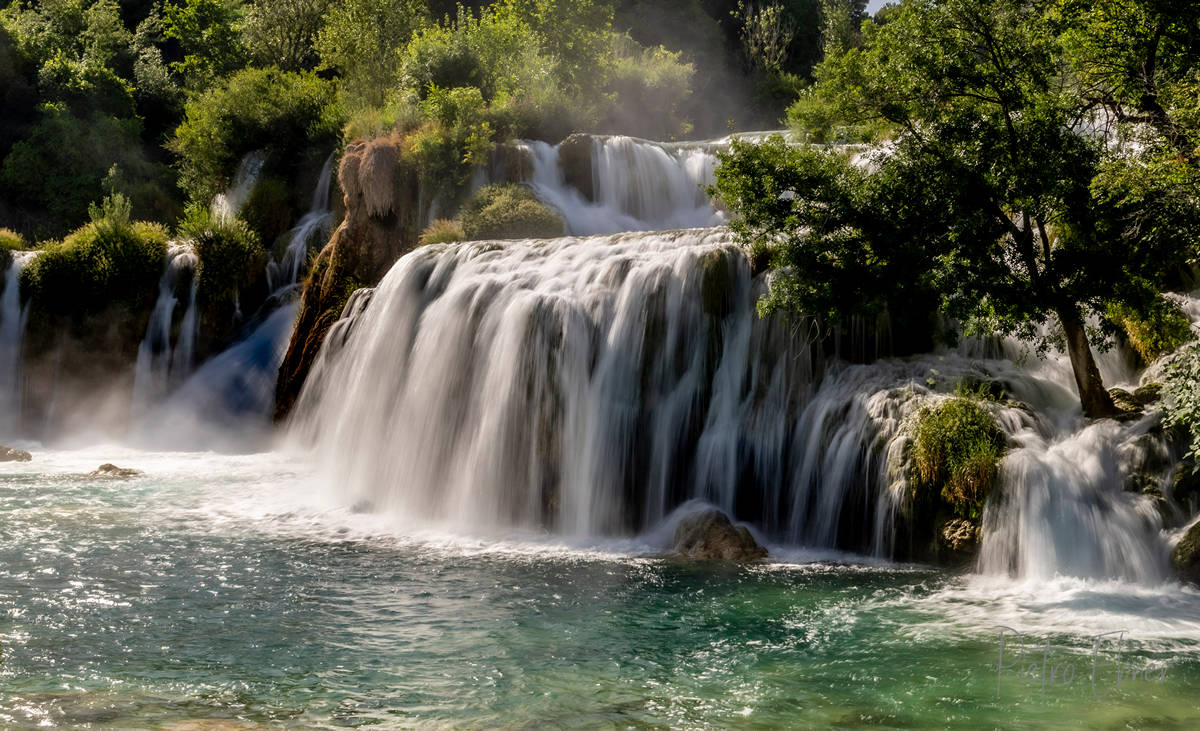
<box><xmin>718</xmin><ymin>0</ymin><xmax>1200</xmax><ymax>417</ymax></box>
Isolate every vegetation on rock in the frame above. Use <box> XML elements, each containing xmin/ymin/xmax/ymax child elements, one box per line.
<box><xmin>176</xmin><ymin>204</ymin><xmax>266</xmax><ymax>305</ymax></box>
<box><xmin>910</xmin><ymin>396</ymin><xmax>1007</xmax><ymax>521</ymax></box>
<box><xmin>458</xmin><ymin>183</ymin><xmax>563</xmax><ymax>241</ymax></box>
<box><xmin>419</xmin><ymin>218</ymin><xmax>466</xmax><ymax>247</ymax></box>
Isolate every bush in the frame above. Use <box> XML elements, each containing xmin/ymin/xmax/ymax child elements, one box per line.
<box><xmin>0</xmin><ymin>228</ymin><xmax>25</xmax><ymax>250</ymax></box>
<box><xmin>170</xmin><ymin>68</ymin><xmax>344</xmax><ymax>201</ymax></box>
<box><xmin>240</xmin><ymin>176</ymin><xmax>295</xmax><ymax>250</ymax></box>
<box><xmin>21</xmin><ymin>193</ymin><xmax>169</xmax><ymax>317</ymax></box>
<box><xmin>600</xmin><ymin>34</ymin><xmax>694</xmax><ymax>140</ymax></box>
<box><xmin>458</xmin><ymin>184</ymin><xmax>563</xmax><ymax>240</ymax></box>
<box><xmin>1107</xmin><ymin>297</ymin><xmax>1196</xmax><ymax>365</ymax></box>
<box><xmin>404</xmin><ymin>86</ymin><xmax>495</xmax><ymax>201</ymax></box>
<box><xmin>419</xmin><ymin>218</ymin><xmax>465</xmax><ymax>246</ymax></box>
<box><xmin>176</xmin><ymin>204</ymin><xmax>267</xmax><ymax>304</ymax></box>
<box><xmin>910</xmin><ymin>397</ymin><xmax>1007</xmax><ymax>519</ymax></box>
<box><xmin>1164</xmin><ymin>343</ymin><xmax>1200</xmax><ymax>469</ymax></box>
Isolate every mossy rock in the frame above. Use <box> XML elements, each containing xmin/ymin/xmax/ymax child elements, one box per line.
<box><xmin>1108</xmin><ymin>388</ymin><xmax>1145</xmax><ymax>421</ymax></box>
<box><xmin>1133</xmin><ymin>382</ymin><xmax>1163</xmax><ymax>406</ymax></box>
<box><xmin>241</xmin><ymin>176</ymin><xmax>295</xmax><ymax>248</ymax></box>
<box><xmin>910</xmin><ymin>397</ymin><xmax>1007</xmax><ymax>520</ymax></box>
<box><xmin>489</xmin><ymin>143</ymin><xmax>534</xmax><ymax>184</ymax></box>
<box><xmin>557</xmin><ymin>134</ymin><xmax>594</xmax><ymax>201</ymax></box>
<box><xmin>419</xmin><ymin>218</ymin><xmax>465</xmax><ymax>247</ymax></box>
<box><xmin>1172</xmin><ymin>459</ymin><xmax>1200</xmax><ymax>507</ymax></box>
<box><xmin>1172</xmin><ymin>521</ymin><xmax>1200</xmax><ymax>584</ymax></box>
<box><xmin>458</xmin><ymin>184</ymin><xmax>564</xmax><ymax>241</ymax></box>
<box><xmin>699</xmin><ymin>249</ymin><xmax>737</xmax><ymax>320</ymax></box>
<box><xmin>672</xmin><ymin>508</ymin><xmax>767</xmax><ymax>562</ymax></box>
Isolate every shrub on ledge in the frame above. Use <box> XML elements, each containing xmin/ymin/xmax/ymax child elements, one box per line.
<box><xmin>910</xmin><ymin>396</ymin><xmax>1007</xmax><ymax>520</ymax></box>
<box><xmin>458</xmin><ymin>184</ymin><xmax>563</xmax><ymax>241</ymax></box>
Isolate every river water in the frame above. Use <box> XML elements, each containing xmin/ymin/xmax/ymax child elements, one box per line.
<box><xmin>2</xmin><ymin>447</ymin><xmax>1199</xmax><ymax>728</ymax></box>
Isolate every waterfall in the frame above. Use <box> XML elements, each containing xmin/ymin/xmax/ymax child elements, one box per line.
<box><xmin>288</xmin><ymin>224</ymin><xmax>1182</xmax><ymax>582</ymax></box>
<box><xmin>133</xmin><ymin>303</ymin><xmax>298</xmax><ymax>452</ymax></box>
<box><xmin>0</xmin><ymin>251</ymin><xmax>35</xmax><ymax>437</ymax></box>
<box><xmin>266</xmin><ymin>152</ymin><xmax>335</xmax><ymax>294</ymax></box>
<box><xmin>515</xmin><ymin>136</ymin><xmax>725</xmax><ymax>235</ymax></box>
<box><xmin>211</xmin><ymin>151</ymin><xmax>266</xmax><ymax>224</ymax></box>
<box><xmin>131</xmin><ymin>243</ymin><xmax>199</xmax><ymax>415</ymax></box>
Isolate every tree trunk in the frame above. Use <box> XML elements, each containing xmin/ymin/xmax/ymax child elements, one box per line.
<box><xmin>1058</xmin><ymin>308</ymin><xmax>1118</xmax><ymax>419</ymax></box>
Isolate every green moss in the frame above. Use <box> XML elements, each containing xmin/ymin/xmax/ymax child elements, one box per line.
<box><xmin>458</xmin><ymin>183</ymin><xmax>564</xmax><ymax>241</ymax></box>
<box><xmin>176</xmin><ymin>205</ymin><xmax>267</xmax><ymax>305</ymax></box>
<box><xmin>241</xmin><ymin>176</ymin><xmax>295</xmax><ymax>250</ymax></box>
<box><xmin>699</xmin><ymin>250</ymin><xmax>736</xmax><ymax>320</ymax></box>
<box><xmin>1108</xmin><ymin>298</ymin><xmax>1196</xmax><ymax>365</ymax></box>
<box><xmin>910</xmin><ymin>397</ymin><xmax>1007</xmax><ymax>519</ymax></box>
<box><xmin>419</xmin><ymin>218</ymin><xmax>466</xmax><ymax>246</ymax></box>
<box><xmin>21</xmin><ymin>194</ymin><xmax>168</xmax><ymax>317</ymax></box>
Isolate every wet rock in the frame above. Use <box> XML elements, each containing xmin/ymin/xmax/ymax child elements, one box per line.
<box><xmin>939</xmin><ymin>518</ymin><xmax>979</xmax><ymax>553</ymax></box>
<box><xmin>1108</xmin><ymin>388</ymin><xmax>1144</xmax><ymax>421</ymax></box>
<box><xmin>557</xmin><ymin>133</ymin><xmax>594</xmax><ymax>201</ymax></box>
<box><xmin>0</xmin><ymin>445</ymin><xmax>31</xmax><ymax>462</ymax></box>
<box><xmin>1172</xmin><ymin>459</ymin><xmax>1200</xmax><ymax>508</ymax></box>
<box><xmin>1172</xmin><ymin>521</ymin><xmax>1200</xmax><ymax>584</ymax></box>
<box><xmin>673</xmin><ymin>508</ymin><xmax>767</xmax><ymax>562</ymax></box>
<box><xmin>89</xmin><ymin>463</ymin><xmax>142</xmax><ymax>478</ymax></box>
<box><xmin>1133</xmin><ymin>382</ymin><xmax>1163</xmax><ymax>406</ymax></box>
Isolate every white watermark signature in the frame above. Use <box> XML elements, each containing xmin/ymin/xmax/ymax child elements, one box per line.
<box><xmin>993</xmin><ymin>626</ymin><xmax>1168</xmax><ymax>703</ymax></box>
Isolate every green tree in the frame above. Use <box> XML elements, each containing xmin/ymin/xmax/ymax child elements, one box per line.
<box><xmin>315</xmin><ymin>0</ymin><xmax>429</xmax><ymax>107</ymax></box>
<box><xmin>162</xmin><ymin>0</ymin><xmax>246</xmax><ymax>89</ymax></box>
<box><xmin>1055</xmin><ymin>0</ymin><xmax>1200</xmax><ymax>166</ymax></box>
<box><xmin>716</xmin><ymin>0</ymin><xmax>1200</xmax><ymax>417</ymax></box>
<box><xmin>242</xmin><ymin>0</ymin><xmax>329</xmax><ymax>72</ymax></box>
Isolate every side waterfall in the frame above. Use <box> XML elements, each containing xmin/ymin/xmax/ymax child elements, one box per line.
<box><xmin>516</xmin><ymin>136</ymin><xmax>724</xmax><ymax>234</ymax></box>
<box><xmin>131</xmin><ymin>243</ymin><xmax>199</xmax><ymax>415</ymax></box>
<box><xmin>266</xmin><ymin>152</ymin><xmax>335</xmax><ymax>294</ymax></box>
<box><xmin>0</xmin><ymin>251</ymin><xmax>35</xmax><ymax>437</ymax></box>
<box><xmin>291</xmin><ymin>226</ymin><xmax>1183</xmax><ymax>583</ymax></box>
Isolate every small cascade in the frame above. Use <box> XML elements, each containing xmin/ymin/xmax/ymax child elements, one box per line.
<box><xmin>515</xmin><ymin>136</ymin><xmax>725</xmax><ymax>234</ymax></box>
<box><xmin>0</xmin><ymin>251</ymin><xmax>35</xmax><ymax>437</ymax></box>
<box><xmin>131</xmin><ymin>243</ymin><xmax>199</xmax><ymax>415</ymax></box>
<box><xmin>211</xmin><ymin>151</ymin><xmax>266</xmax><ymax>224</ymax></box>
<box><xmin>266</xmin><ymin>152</ymin><xmax>335</xmax><ymax>294</ymax></box>
<box><xmin>134</xmin><ymin>303</ymin><xmax>299</xmax><ymax>452</ymax></box>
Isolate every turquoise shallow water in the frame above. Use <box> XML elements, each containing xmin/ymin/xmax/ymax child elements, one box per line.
<box><xmin>2</xmin><ymin>448</ymin><xmax>1200</xmax><ymax>729</ymax></box>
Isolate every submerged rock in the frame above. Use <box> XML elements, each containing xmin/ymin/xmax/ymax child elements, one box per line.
<box><xmin>1172</xmin><ymin>521</ymin><xmax>1200</xmax><ymax>584</ymax></box>
<box><xmin>0</xmin><ymin>445</ymin><xmax>31</xmax><ymax>462</ymax></box>
<box><xmin>673</xmin><ymin>508</ymin><xmax>767</xmax><ymax>562</ymax></box>
<box><xmin>89</xmin><ymin>463</ymin><xmax>142</xmax><ymax>478</ymax></box>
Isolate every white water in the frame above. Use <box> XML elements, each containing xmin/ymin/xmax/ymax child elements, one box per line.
<box><xmin>289</xmin><ymin>218</ymin><xmax>1192</xmax><ymax>583</ymax></box>
<box><xmin>515</xmin><ymin>136</ymin><xmax>725</xmax><ymax>234</ymax></box>
<box><xmin>266</xmin><ymin>152</ymin><xmax>335</xmax><ymax>294</ymax></box>
<box><xmin>0</xmin><ymin>251</ymin><xmax>34</xmax><ymax>437</ymax></box>
<box><xmin>211</xmin><ymin>151</ymin><xmax>266</xmax><ymax>224</ymax></box>
<box><xmin>131</xmin><ymin>243</ymin><xmax>199</xmax><ymax>417</ymax></box>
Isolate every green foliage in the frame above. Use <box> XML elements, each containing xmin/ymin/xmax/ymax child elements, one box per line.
<box><xmin>1</xmin><ymin>104</ymin><xmax>176</xmax><ymax>236</ymax></box>
<box><xmin>0</xmin><ymin>226</ymin><xmax>26</xmax><ymax>248</ymax></box>
<box><xmin>405</xmin><ymin>85</ymin><xmax>494</xmax><ymax>199</ymax></box>
<box><xmin>1164</xmin><ymin>344</ymin><xmax>1200</xmax><ymax>469</ymax></box>
<box><xmin>910</xmin><ymin>397</ymin><xmax>1007</xmax><ymax>519</ymax></box>
<box><xmin>170</xmin><ymin>67</ymin><xmax>343</xmax><ymax>201</ymax></box>
<box><xmin>162</xmin><ymin>0</ymin><xmax>247</xmax><ymax>90</ymax></box>
<box><xmin>458</xmin><ymin>183</ymin><xmax>563</xmax><ymax>240</ymax></box>
<box><xmin>733</xmin><ymin>1</ymin><xmax>795</xmax><ymax>73</ymax></box>
<box><xmin>240</xmin><ymin>176</ymin><xmax>295</xmax><ymax>249</ymax></box>
<box><xmin>176</xmin><ymin>203</ymin><xmax>266</xmax><ymax>303</ymax></box>
<box><xmin>502</xmin><ymin>0</ymin><xmax>613</xmax><ymax>99</ymax></box>
<box><xmin>717</xmin><ymin>0</ymin><xmax>1200</xmax><ymax>416</ymax></box>
<box><xmin>242</xmin><ymin>0</ymin><xmax>329</xmax><ymax>72</ymax></box>
<box><xmin>601</xmin><ymin>34</ymin><xmax>695</xmax><ymax>140</ymax></box>
<box><xmin>20</xmin><ymin>193</ymin><xmax>169</xmax><ymax>316</ymax></box>
<box><xmin>316</xmin><ymin>0</ymin><xmax>429</xmax><ymax>108</ymax></box>
<box><xmin>418</xmin><ymin>218</ymin><xmax>465</xmax><ymax>246</ymax></box>
<box><xmin>1107</xmin><ymin>298</ymin><xmax>1196</xmax><ymax>365</ymax></box>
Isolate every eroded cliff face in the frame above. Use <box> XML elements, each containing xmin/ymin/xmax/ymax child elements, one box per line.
<box><xmin>274</xmin><ymin>135</ymin><xmax>423</xmax><ymax>420</ymax></box>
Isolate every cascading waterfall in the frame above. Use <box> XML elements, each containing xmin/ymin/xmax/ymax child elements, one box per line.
<box><xmin>0</xmin><ymin>251</ymin><xmax>35</xmax><ymax>437</ymax></box>
<box><xmin>291</xmin><ymin>218</ymin><xmax>1187</xmax><ymax>582</ymax></box>
<box><xmin>266</xmin><ymin>152</ymin><xmax>336</xmax><ymax>294</ymax></box>
<box><xmin>131</xmin><ymin>243</ymin><xmax>199</xmax><ymax>415</ymax></box>
<box><xmin>515</xmin><ymin>136</ymin><xmax>725</xmax><ymax>234</ymax></box>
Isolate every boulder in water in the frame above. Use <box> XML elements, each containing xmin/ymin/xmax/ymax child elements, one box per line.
<box><xmin>1172</xmin><ymin>521</ymin><xmax>1200</xmax><ymax>584</ymax></box>
<box><xmin>0</xmin><ymin>445</ymin><xmax>31</xmax><ymax>462</ymax></box>
<box><xmin>557</xmin><ymin>133</ymin><xmax>594</xmax><ymax>201</ymax></box>
<box><xmin>89</xmin><ymin>463</ymin><xmax>142</xmax><ymax>478</ymax></box>
<box><xmin>673</xmin><ymin>508</ymin><xmax>767</xmax><ymax>562</ymax></box>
